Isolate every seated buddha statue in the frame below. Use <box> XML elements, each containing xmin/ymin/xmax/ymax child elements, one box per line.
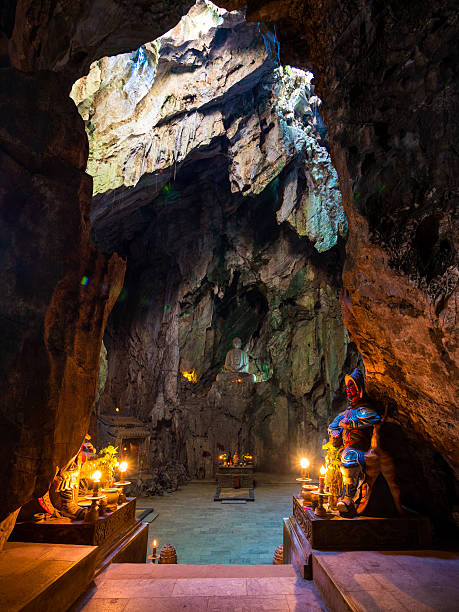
<box><xmin>216</xmin><ymin>337</ymin><xmax>255</xmax><ymax>382</ymax></box>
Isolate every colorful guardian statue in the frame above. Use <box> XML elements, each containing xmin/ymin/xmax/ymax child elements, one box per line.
<box><xmin>328</xmin><ymin>368</ymin><xmax>381</xmax><ymax>517</ymax></box>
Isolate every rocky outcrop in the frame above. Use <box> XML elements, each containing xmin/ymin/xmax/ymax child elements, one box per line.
<box><xmin>81</xmin><ymin>2</ymin><xmax>353</xmax><ymax>479</ymax></box>
<box><xmin>0</xmin><ymin>67</ymin><xmax>125</xmax><ymax>543</ymax></box>
<box><xmin>6</xmin><ymin>0</ymin><xmax>195</xmax><ymax>85</ymax></box>
<box><xmin>71</xmin><ymin>2</ymin><xmax>346</xmax><ymax>255</ymax></box>
<box><xmin>216</xmin><ymin>0</ymin><xmax>458</xmax><ymax>532</ymax></box>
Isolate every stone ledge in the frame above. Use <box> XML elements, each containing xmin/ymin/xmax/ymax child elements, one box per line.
<box><xmin>0</xmin><ymin>542</ymin><xmax>97</xmax><ymax>612</ymax></box>
<box><xmin>313</xmin><ymin>549</ymin><xmax>459</xmax><ymax>612</ymax></box>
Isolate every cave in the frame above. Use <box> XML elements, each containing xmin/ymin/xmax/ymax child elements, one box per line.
<box><xmin>0</xmin><ymin>0</ymin><xmax>457</xmax><ymax>610</ymax></box>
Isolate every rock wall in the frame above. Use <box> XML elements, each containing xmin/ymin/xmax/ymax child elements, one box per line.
<box><xmin>74</xmin><ymin>2</ymin><xmax>354</xmax><ymax>482</ymax></box>
<box><xmin>0</xmin><ymin>0</ymin><xmax>195</xmax><ymax>545</ymax></box>
<box><xmin>0</xmin><ymin>67</ymin><xmax>125</xmax><ymax>546</ymax></box>
<box><xmin>216</xmin><ymin>0</ymin><xmax>458</xmax><ymax>532</ymax></box>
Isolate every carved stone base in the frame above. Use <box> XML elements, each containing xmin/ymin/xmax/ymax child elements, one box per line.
<box><xmin>9</xmin><ymin>498</ymin><xmax>148</xmax><ymax>574</ymax></box>
<box><xmin>292</xmin><ymin>496</ymin><xmax>431</xmax><ymax>550</ymax></box>
<box><xmin>216</xmin><ymin>372</ymin><xmax>255</xmax><ymax>383</ymax></box>
<box><xmin>284</xmin><ymin>496</ymin><xmax>432</xmax><ymax>580</ymax></box>
<box><xmin>283</xmin><ymin>515</ymin><xmax>313</xmax><ymax>579</ymax></box>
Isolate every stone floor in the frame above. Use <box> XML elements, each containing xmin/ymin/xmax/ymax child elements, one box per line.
<box><xmin>136</xmin><ymin>476</ymin><xmax>299</xmax><ymax>565</ymax></box>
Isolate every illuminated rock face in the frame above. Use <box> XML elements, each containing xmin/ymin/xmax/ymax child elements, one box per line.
<box><xmin>71</xmin><ymin>0</ymin><xmax>346</xmax><ymax>254</ymax></box>
<box><xmin>99</xmin><ymin>173</ymin><xmax>356</xmax><ymax>478</ymax></box>
<box><xmin>81</xmin><ymin>2</ymin><xmax>352</xmax><ymax>482</ymax></box>
<box><xmin>215</xmin><ymin>0</ymin><xmax>458</xmax><ymax>531</ymax></box>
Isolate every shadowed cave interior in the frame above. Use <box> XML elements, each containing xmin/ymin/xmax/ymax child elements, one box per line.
<box><xmin>0</xmin><ymin>0</ymin><xmax>458</xmax><ymax>609</ymax></box>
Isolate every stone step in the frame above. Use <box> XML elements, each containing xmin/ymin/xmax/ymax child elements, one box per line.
<box><xmin>312</xmin><ymin>549</ymin><xmax>459</xmax><ymax>612</ymax></box>
<box><xmin>72</xmin><ymin>563</ymin><xmax>326</xmax><ymax>611</ymax></box>
<box><xmin>104</xmin><ymin>562</ymin><xmax>297</xmax><ymax>578</ymax></box>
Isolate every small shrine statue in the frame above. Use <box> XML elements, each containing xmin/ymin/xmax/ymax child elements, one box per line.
<box><xmin>216</xmin><ymin>337</ymin><xmax>255</xmax><ymax>382</ymax></box>
<box><xmin>50</xmin><ymin>457</ymin><xmax>85</xmax><ymax>520</ymax></box>
<box><xmin>328</xmin><ymin>368</ymin><xmax>381</xmax><ymax>517</ymax></box>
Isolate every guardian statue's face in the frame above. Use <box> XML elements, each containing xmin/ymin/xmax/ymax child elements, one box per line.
<box><xmin>346</xmin><ymin>379</ymin><xmax>359</xmax><ymax>404</ymax></box>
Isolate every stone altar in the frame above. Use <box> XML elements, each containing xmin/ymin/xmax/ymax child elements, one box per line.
<box><xmin>9</xmin><ymin>498</ymin><xmax>148</xmax><ymax>575</ymax></box>
<box><xmin>216</xmin><ymin>465</ymin><xmax>255</xmax><ymax>489</ymax></box>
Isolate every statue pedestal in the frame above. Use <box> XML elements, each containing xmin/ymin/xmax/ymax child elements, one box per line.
<box><xmin>283</xmin><ymin>496</ymin><xmax>431</xmax><ymax>579</ymax></box>
<box><xmin>9</xmin><ymin>498</ymin><xmax>148</xmax><ymax>575</ymax></box>
<box><xmin>216</xmin><ymin>372</ymin><xmax>255</xmax><ymax>383</ymax></box>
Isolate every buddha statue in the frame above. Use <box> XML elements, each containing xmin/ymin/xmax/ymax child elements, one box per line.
<box><xmin>216</xmin><ymin>337</ymin><xmax>255</xmax><ymax>382</ymax></box>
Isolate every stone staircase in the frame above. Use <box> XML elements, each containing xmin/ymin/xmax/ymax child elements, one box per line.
<box><xmin>72</xmin><ymin>563</ymin><xmax>326</xmax><ymax>611</ymax></box>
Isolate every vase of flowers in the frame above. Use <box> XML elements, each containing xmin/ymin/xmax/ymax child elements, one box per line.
<box><xmin>322</xmin><ymin>440</ymin><xmax>343</xmax><ymax>510</ymax></box>
<box><xmin>98</xmin><ymin>445</ymin><xmax>119</xmax><ymax>487</ymax></box>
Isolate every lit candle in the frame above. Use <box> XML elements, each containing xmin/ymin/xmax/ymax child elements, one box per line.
<box><xmin>152</xmin><ymin>539</ymin><xmax>157</xmax><ymax>558</ymax></box>
<box><xmin>92</xmin><ymin>470</ymin><xmax>101</xmax><ymax>496</ymax></box>
<box><xmin>319</xmin><ymin>465</ymin><xmax>327</xmax><ymax>493</ymax></box>
<box><xmin>300</xmin><ymin>457</ymin><xmax>310</xmax><ymax>480</ymax></box>
<box><xmin>119</xmin><ymin>461</ymin><xmax>128</xmax><ymax>484</ymax></box>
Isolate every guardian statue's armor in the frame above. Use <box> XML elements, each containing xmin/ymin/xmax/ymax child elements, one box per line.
<box><xmin>328</xmin><ymin>368</ymin><xmax>381</xmax><ymax>516</ymax></box>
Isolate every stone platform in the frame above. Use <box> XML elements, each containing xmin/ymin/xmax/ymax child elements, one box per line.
<box><xmin>313</xmin><ymin>549</ymin><xmax>459</xmax><ymax>612</ymax></box>
<box><xmin>0</xmin><ymin>541</ymin><xmax>97</xmax><ymax>612</ymax></box>
<box><xmin>284</xmin><ymin>496</ymin><xmax>431</xmax><ymax>578</ymax></box>
<box><xmin>9</xmin><ymin>498</ymin><xmax>148</xmax><ymax>574</ymax></box>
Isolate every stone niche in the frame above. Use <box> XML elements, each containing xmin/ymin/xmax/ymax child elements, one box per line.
<box><xmin>97</xmin><ymin>415</ymin><xmax>151</xmax><ymax>475</ymax></box>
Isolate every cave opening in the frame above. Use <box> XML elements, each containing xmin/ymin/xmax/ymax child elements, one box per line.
<box><xmin>1</xmin><ymin>0</ymin><xmax>458</xmax><ymax>603</ymax></box>
<box><xmin>69</xmin><ymin>0</ymin><xmax>353</xmax><ymax>496</ymax></box>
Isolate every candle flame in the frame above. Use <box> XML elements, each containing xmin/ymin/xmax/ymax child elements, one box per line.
<box><xmin>320</xmin><ymin>465</ymin><xmax>327</xmax><ymax>475</ymax></box>
<box><xmin>153</xmin><ymin>539</ymin><xmax>157</xmax><ymax>546</ymax></box>
<box><xmin>119</xmin><ymin>461</ymin><xmax>128</xmax><ymax>473</ymax></box>
<box><xmin>300</xmin><ymin>458</ymin><xmax>310</xmax><ymax>469</ymax></box>
<box><xmin>182</xmin><ymin>369</ymin><xmax>198</xmax><ymax>383</ymax></box>
<box><xmin>92</xmin><ymin>470</ymin><xmax>102</xmax><ymax>481</ymax></box>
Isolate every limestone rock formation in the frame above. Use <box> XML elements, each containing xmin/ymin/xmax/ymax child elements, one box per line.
<box><xmin>0</xmin><ymin>0</ymin><xmax>457</xmax><ymax>542</ymax></box>
<box><xmin>71</xmin><ymin>1</ymin><xmax>346</xmax><ymax>255</ymax></box>
<box><xmin>78</xmin><ymin>2</ymin><xmax>354</xmax><ymax>484</ymax></box>
<box><xmin>215</xmin><ymin>0</ymin><xmax>458</xmax><ymax>531</ymax></box>
<box><xmin>0</xmin><ymin>67</ymin><xmax>125</xmax><ymax>545</ymax></box>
